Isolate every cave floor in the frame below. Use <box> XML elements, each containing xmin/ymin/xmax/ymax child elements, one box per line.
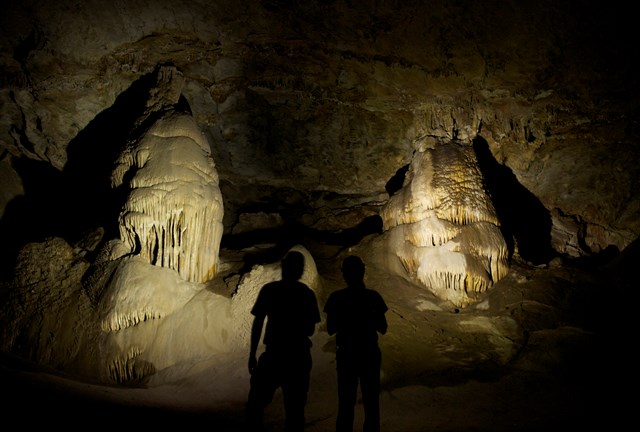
<box><xmin>1</xmin><ymin>318</ymin><xmax>628</xmax><ymax>431</ymax></box>
<box><xmin>2</xmin><ymin>248</ymin><xmax>634</xmax><ymax>431</ymax></box>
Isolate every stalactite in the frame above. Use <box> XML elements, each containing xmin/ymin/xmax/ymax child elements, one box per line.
<box><xmin>108</xmin><ymin>346</ymin><xmax>156</xmax><ymax>384</ymax></box>
<box><xmin>101</xmin><ymin>307</ymin><xmax>163</xmax><ymax>333</ymax></box>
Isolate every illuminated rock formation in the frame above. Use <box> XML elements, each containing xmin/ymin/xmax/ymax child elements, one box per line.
<box><xmin>0</xmin><ymin>67</ymin><xmax>229</xmax><ymax>385</ymax></box>
<box><xmin>380</xmin><ymin>138</ymin><xmax>509</xmax><ymax>307</ymax></box>
<box><xmin>79</xmin><ymin>66</ymin><xmax>228</xmax><ymax>383</ymax></box>
<box><xmin>93</xmin><ymin>254</ymin><xmax>235</xmax><ymax>384</ymax></box>
<box><xmin>111</xmin><ymin>70</ymin><xmax>224</xmax><ymax>284</ymax></box>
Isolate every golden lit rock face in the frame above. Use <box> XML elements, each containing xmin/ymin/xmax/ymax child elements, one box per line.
<box><xmin>381</xmin><ymin>139</ymin><xmax>509</xmax><ymax>307</ymax></box>
<box><xmin>111</xmin><ymin>69</ymin><xmax>224</xmax><ymax>284</ymax></box>
<box><xmin>1</xmin><ymin>1</ymin><xmax>637</xmax><ymax>259</ymax></box>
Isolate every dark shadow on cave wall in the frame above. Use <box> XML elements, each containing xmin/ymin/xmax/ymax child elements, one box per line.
<box><xmin>473</xmin><ymin>136</ymin><xmax>554</xmax><ymax>265</ymax></box>
<box><xmin>62</xmin><ymin>70</ymin><xmax>162</xmax><ymax>241</ymax></box>
<box><xmin>220</xmin><ymin>195</ymin><xmax>383</xmax><ymax>275</ymax></box>
<box><xmin>0</xmin><ymin>69</ymin><xmax>179</xmax><ymax>277</ymax></box>
<box><xmin>385</xmin><ymin>163</ymin><xmax>410</xmax><ymax>196</ymax></box>
<box><xmin>0</xmin><ymin>158</ymin><xmax>66</xmax><ymax>277</ymax></box>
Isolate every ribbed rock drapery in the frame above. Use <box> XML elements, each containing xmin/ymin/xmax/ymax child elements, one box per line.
<box><xmin>111</xmin><ymin>109</ymin><xmax>224</xmax><ymax>284</ymax></box>
<box><xmin>380</xmin><ymin>139</ymin><xmax>509</xmax><ymax>307</ymax></box>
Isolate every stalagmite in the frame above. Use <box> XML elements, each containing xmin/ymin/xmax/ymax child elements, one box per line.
<box><xmin>83</xmin><ymin>65</ymin><xmax>229</xmax><ymax>384</ymax></box>
<box><xmin>381</xmin><ymin>138</ymin><xmax>509</xmax><ymax>307</ymax></box>
<box><xmin>111</xmin><ymin>68</ymin><xmax>224</xmax><ymax>284</ymax></box>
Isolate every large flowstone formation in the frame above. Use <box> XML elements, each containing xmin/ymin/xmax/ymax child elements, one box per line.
<box><xmin>111</xmin><ymin>68</ymin><xmax>224</xmax><ymax>284</ymax></box>
<box><xmin>380</xmin><ymin>138</ymin><xmax>509</xmax><ymax>307</ymax></box>
<box><xmin>0</xmin><ymin>66</ymin><xmax>233</xmax><ymax>384</ymax></box>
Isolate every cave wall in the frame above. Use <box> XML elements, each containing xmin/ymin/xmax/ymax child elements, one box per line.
<box><xmin>1</xmin><ymin>0</ymin><xmax>638</xmax><ymax>263</ymax></box>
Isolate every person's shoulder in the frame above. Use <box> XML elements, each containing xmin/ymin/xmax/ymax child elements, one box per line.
<box><xmin>291</xmin><ymin>280</ymin><xmax>313</xmax><ymax>293</ymax></box>
<box><xmin>324</xmin><ymin>287</ymin><xmax>346</xmax><ymax>304</ymax></box>
<box><xmin>259</xmin><ymin>280</ymin><xmax>281</xmax><ymax>296</ymax></box>
<box><xmin>366</xmin><ymin>288</ymin><xmax>383</xmax><ymax>298</ymax></box>
<box><xmin>328</xmin><ymin>287</ymin><xmax>349</xmax><ymax>299</ymax></box>
<box><xmin>295</xmin><ymin>280</ymin><xmax>311</xmax><ymax>289</ymax></box>
<box><xmin>261</xmin><ymin>280</ymin><xmax>280</xmax><ymax>290</ymax></box>
<box><xmin>366</xmin><ymin>288</ymin><xmax>388</xmax><ymax>308</ymax></box>
<box><xmin>301</xmin><ymin>282</ymin><xmax>317</xmax><ymax>297</ymax></box>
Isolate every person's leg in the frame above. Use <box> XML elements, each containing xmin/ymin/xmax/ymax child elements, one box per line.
<box><xmin>361</xmin><ymin>348</ymin><xmax>381</xmax><ymax>432</ymax></box>
<box><xmin>246</xmin><ymin>352</ymin><xmax>279</xmax><ymax>431</ymax></box>
<box><xmin>336</xmin><ymin>349</ymin><xmax>358</xmax><ymax>432</ymax></box>
<box><xmin>282</xmin><ymin>350</ymin><xmax>312</xmax><ymax>432</ymax></box>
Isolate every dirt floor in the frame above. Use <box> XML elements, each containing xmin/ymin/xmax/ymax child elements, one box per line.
<box><xmin>0</xmin><ymin>341</ymin><xmax>627</xmax><ymax>431</ymax></box>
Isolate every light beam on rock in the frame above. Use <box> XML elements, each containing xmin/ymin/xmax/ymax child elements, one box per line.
<box><xmin>380</xmin><ymin>138</ymin><xmax>509</xmax><ymax>307</ymax></box>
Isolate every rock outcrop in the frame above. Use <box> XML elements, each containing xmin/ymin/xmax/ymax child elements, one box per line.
<box><xmin>1</xmin><ymin>0</ymin><xmax>637</xmax><ymax>264</ymax></box>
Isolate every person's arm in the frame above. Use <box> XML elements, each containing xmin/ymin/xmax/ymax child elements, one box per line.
<box><xmin>306</xmin><ymin>293</ymin><xmax>321</xmax><ymax>337</ymax></box>
<box><xmin>376</xmin><ymin>310</ymin><xmax>388</xmax><ymax>335</ymax></box>
<box><xmin>248</xmin><ymin>314</ymin><xmax>265</xmax><ymax>374</ymax></box>
<box><xmin>324</xmin><ymin>294</ymin><xmax>337</xmax><ymax>335</ymax></box>
<box><xmin>326</xmin><ymin>312</ymin><xmax>336</xmax><ymax>336</ymax></box>
<box><xmin>375</xmin><ymin>292</ymin><xmax>388</xmax><ymax>335</ymax></box>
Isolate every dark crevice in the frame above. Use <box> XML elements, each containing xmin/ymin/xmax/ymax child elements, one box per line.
<box><xmin>13</xmin><ymin>26</ymin><xmax>45</xmax><ymax>64</ymax></box>
<box><xmin>0</xmin><ymin>157</ymin><xmax>65</xmax><ymax>278</ymax></box>
<box><xmin>221</xmin><ymin>214</ymin><xmax>383</xmax><ymax>274</ymax></box>
<box><xmin>62</xmin><ymin>70</ymin><xmax>159</xmax><ymax>242</ymax></box>
<box><xmin>385</xmin><ymin>163</ymin><xmax>409</xmax><ymax>196</ymax></box>
<box><xmin>473</xmin><ymin>135</ymin><xmax>554</xmax><ymax>265</ymax></box>
<box><xmin>222</xmin><ymin>214</ymin><xmax>383</xmax><ymax>250</ymax></box>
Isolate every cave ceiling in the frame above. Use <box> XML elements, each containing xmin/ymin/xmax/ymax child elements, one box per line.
<box><xmin>1</xmin><ymin>0</ymin><xmax>638</xmax><ymax>264</ymax></box>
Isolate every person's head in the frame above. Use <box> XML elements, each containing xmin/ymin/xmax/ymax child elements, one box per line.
<box><xmin>341</xmin><ymin>255</ymin><xmax>365</xmax><ymax>287</ymax></box>
<box><xmin>281</xmin><ymin>251</ymin><xmax>305</xmax><ymax>281</ymax></box>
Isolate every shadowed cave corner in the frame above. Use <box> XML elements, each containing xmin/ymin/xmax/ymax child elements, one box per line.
<box><xmin>473</xmin><ymin>135</ymin><xmax>554</xmax><ymax>266</ymax></box>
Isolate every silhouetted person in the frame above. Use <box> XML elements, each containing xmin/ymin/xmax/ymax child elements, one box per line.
<box><xmin>324</xmin><ymin>255</ymin><xmax>388</xmax><ymax>432</ymax></box>
<box><xmin>246</xmin><ymin>251</ymin><xmax>321</xmax><ymax>432</ymax></box>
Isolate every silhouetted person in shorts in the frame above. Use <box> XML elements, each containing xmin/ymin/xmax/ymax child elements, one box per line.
<box><xmin>246</xmin><ymin>250</ymin><xmax>321</xmax><ymax>432</ymax></box>
<box><xmin>324</xmin><ymin>255</ymin><xmax>388</xmax><ymax>432</ymax></box>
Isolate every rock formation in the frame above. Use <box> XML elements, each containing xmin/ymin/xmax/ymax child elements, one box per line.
<box><xmin>380</xmin><ymin>138</ymin><xmax>509</xmax><ymax>307</ymax></box>
<box><xmin>111</xmin><ymin>66</ymin><xmax>224</xmax><ymax>284</ymax></box>
<box><xmin>0</xmin><ymin>65</ymin><xmax>230</xmax><ymax>384</ymax></box>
